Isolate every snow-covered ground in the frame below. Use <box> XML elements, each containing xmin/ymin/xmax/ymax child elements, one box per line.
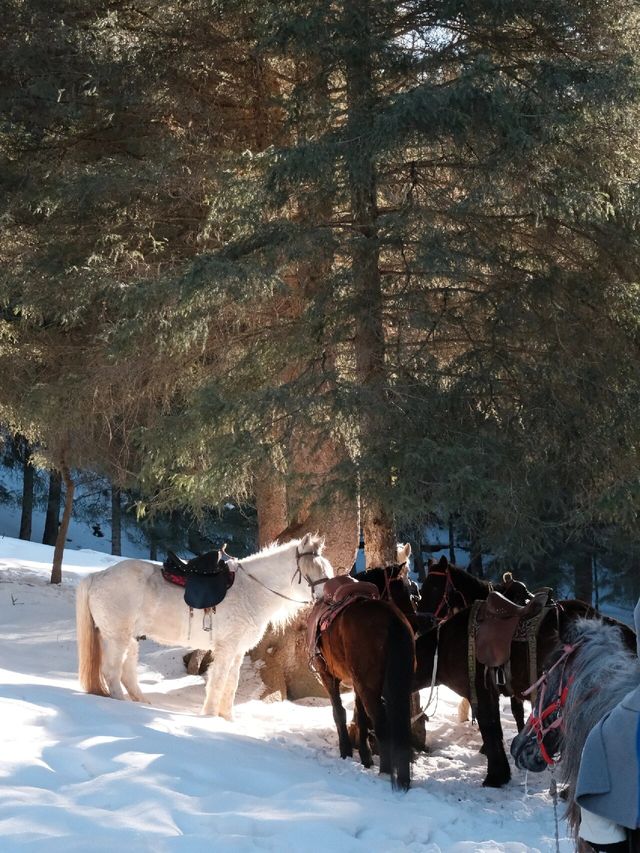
<box><xmin>0</xmin><ymin>535</ymin><xmax>577</xmax><ymax>852</ymax></box>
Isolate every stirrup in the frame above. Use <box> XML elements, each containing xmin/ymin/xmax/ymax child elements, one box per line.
<box><xmin>202</xmin><ymin>608</ymin><xmax>215</xmax><ymax>632</ymax></box>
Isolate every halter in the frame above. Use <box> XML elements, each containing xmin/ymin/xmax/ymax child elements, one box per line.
<box><xmin>428</xmin><ymin>567</ymin><xmax>469</xmax><ymax>621</ymax></box>
<box><xmin>237</xmin><ymin>548</ymin><xmax>327</xmax><ymax>604</ymax></box>
<box><xmin>292</xmin><ymin>549</ymin><xmax>329</xmax><ymax>591</ymax></box>
<box><xmin>522</xmin><ymin>641</ymin><xmax>582</xmax><ymax>766</ymax></box>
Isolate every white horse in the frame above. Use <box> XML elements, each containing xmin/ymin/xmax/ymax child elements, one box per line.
<box><xmin>76</xmin><ymin>533</ymin><xmax>333</xmax><ymax>718</ymax></box>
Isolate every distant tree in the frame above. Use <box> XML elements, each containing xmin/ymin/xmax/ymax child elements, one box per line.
<box><xmin>42</xmin><ymin>471</ymin><xmax>62</xmax><ymax>548</ymax></box>
<box><xmin>111</xmin><ymin>485</ymin><xmax>122</xmax><ymax>557</ymax></box>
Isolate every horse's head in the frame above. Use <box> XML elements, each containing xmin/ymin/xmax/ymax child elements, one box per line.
<box><xmin>510</xmin><ymin>641</ymin><xmax>581</xmax><ymax>772</ymax></box>
<box><xmin>418</xmin><ymin>556</ymin><xmax>466</xmax><ymax>619</ymax></box>
<box><xmin>295</xmin><ymin>532</ymin><xmax>334</xmax><ymax>601</ymax></box>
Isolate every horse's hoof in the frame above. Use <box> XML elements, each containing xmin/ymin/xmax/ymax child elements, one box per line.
<box><xmin>482</xmin><ymin>775</ymin><xmax>509</xmax><ymax>788</ymax></box>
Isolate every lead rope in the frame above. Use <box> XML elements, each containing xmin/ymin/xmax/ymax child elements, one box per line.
<box><xmin>411</xmin><ymin>622</ymin><xmax>441</xmax><ymax>724</ymax></box>
<box><xmin>550</xmin><ymin>767</ymin><xmax>561</xmax><ymax>853</ymax></box>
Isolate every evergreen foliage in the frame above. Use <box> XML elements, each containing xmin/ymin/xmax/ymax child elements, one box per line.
<box><xmin>0</xmin><ymin>0</ymin><xmax>639</xmax><ymax>583</ymax></box>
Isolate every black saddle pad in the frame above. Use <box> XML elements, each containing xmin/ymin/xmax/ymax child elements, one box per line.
<box><xmin>184</xmin><ymin>567</ymin><xmax>234</xmax><ymax>610</ymax></box>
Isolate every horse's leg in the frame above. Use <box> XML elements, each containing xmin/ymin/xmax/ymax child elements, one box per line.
<box><xmin>316</xmin><ymin>661</ymin><xmax>352</xmax><ymax>759</ymax></box>
<box><xmin>218</xmin><ymin>651</ymin><xmax>245</xmax><ymax>721</ymax></box>
<box><xmin>121</xmin><ymin>639</ymin><xmax>147</xmax><ymax>703</ymax></box>
<box><xmin>474</xmin><ymin>683</ymin><xmax>511</xmax><ymax>787</ymax></box>
<box><xmin>356</xmin><ymin>682</ymin><xmax>390</xmax><ymax>775</ymax></box>
<box><xmin>202</xmin><ymin>644</ymin><xmax>238</xmax><ymax>717</ymax></box>
<box><xmin>354</xmin><ymin>694</ymin><xmax>373</xmax><ymax>768</ymax></box>
<box><xmin>458</xmin><ymin>697</ymin><xmax>471</xmax><ymax>722</ymax></box>
<box><xmin>510</xmin><ymin>696</ymin><xmax>525</xmax><ymax>732</ymax></box>
<box><xmin>99</xmin><ymin>634</ymin><xmax>129</xmax><ymax>700</ymax></box>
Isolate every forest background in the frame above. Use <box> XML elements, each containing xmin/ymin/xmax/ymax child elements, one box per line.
<box><xmin>1</xmin><ymin>0</ymin><xmax>640</xmax><ymax>606</ymax></box>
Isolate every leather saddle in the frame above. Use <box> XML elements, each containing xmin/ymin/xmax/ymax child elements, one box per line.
<box><xmin>475</xmin><ymin>588</ymin><xmax>553</xmax><ymax>668</ymax></box>
<box><xmin>307</xmin><ymin>576</ymin><xmax>380</xmax><ymax>659</ymax></box>
<box><xmin>162</xmin><ymin>550</ymin><xmax>235</xmax><ymax>611</ymax></box>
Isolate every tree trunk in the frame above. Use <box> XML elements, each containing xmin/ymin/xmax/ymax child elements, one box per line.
<box><xmin>42</xmin><ymin>470</ymin><xmax>62</xmax><ymax>545</ymax></box>
<box><xmin>111</xmin><ymin>485</ymin><xmax>122</xmax><ymax>556</ymax></box>
<box><xmin>573</xmin><ymin>549</ymin><xmax>593</xmax><ymax>605</ymax></box>
<box><xmin>288</xmin><ymin>432</ymin><xmax>359</xmax><ymax>574</ymax></box>
<box><xmin>51</xmin><ymin>463</ymin><xmax>74</xmax><ymax>584</ymax></box>
<box><xmin>344</xmin><ymin>0</ymin><xmax>395</xmax><ymax>567</ymax></box>
<box><xmin>448</xmin><ymin>517</ymin><xmax>456</xmax><ymax>565</ymax></box>
<box><xmin>18</xmin><ymin>440</ymin><xmax>34</xmax><ymax>541</ymax></box>
<box><xmin>255</xmin><ymin>467</ymin><xmax>288</xmax><ymax>548</ymax></box>
<box><xmin>410</xmin><ymin>540</ymin><xmax>425</xmax><ymax>581</ymax></box>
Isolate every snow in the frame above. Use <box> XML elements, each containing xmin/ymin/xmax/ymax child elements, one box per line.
<box><xmin>0</xmin><ymin>535</ymin><xmax>576</xmax><ymax>852</ymax></box>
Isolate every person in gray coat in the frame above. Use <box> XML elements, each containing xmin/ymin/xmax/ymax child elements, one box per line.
<box><xmin>574</xmin><ymin>597</ymin><xmax>640</xmax><ymax>852</ymax></box>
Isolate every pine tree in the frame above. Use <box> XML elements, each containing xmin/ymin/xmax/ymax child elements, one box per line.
<box><xmin>134</xmin><ymin>0</ymin><xmax>640</xmax><ymax>571</ymax></box>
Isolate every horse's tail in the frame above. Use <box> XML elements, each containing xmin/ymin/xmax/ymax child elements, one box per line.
<box><xmin>76</xmin><ymin>576</ymin><xmax>108</xmax><ymax>696</ymax></box>
<box><xmin>383</xmin><ymin>612</ymin><xmax>415</xmax><ymax>791</ymax></box>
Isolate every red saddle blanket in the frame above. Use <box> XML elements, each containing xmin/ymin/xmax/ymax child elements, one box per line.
<box><xmin>307</xmin><ymin>576</ymin><xmax>380</xmax><ymax>660</ymax></box>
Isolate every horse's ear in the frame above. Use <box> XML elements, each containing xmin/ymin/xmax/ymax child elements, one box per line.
<box><xmin>426</xmin><ymin>558</ymin><xmax>436</xmax><ymax>572</ymax></box>
<box><xmin>300</xmin><ymin>531</ymin><xmax>325</xmax><ymax>554</ymax></box>
<box><xmin>397</xmin><ymin>542</ymin><xmax>411</xmax><ymax>563</ymax></box>
<box><xmin>300</xmin><ymin>533</ymin><xmax>312</xmax><ymax>551</ymax></box>
<box><xmin>438</xmin><ymin>555</ymin><xmax>448</xmax><ymax>569</ymax></box>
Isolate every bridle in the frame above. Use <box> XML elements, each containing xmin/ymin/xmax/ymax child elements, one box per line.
<box><xmin>292</xmin><ymin>549</ymin><xmax>329</xmax><ymax>593</ymax></box>
<box><xmin>428</xmin><ymin>567</ymin><xmax>469</xmax><ymax>621</ymax></box>
<box><xmin>236</xmin><ymin>548</ymin><xmax>328</xmax><ymax>604</ymax></box>
<box><xmin>522</xmin><ymin>641</ymin><xmax>582</xmax><ymax>766</ymax></box>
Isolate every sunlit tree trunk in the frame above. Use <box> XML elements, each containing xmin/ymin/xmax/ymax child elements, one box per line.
<box><xmin>255</xmin><ymin>467</ymin><xmax>288</xmax><ymax>547</ymax></box>
<box><xmin>344</xmin><ymin>0</ymin><xmax>395</xmax><ymax>567</ymax></box>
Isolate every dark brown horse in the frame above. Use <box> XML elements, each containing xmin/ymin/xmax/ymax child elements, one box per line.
<box><xmin>355</xmin><ymin>564</ymin><xmax>435</xmax><ymax>635</ymax></box>
<box><xmin>311</xmin><ymin>590</ymin><xmax>416</xmax><ymax>791</ymax></box>
<box><xmin>417</xmin><ymin>557</ymin><xmax>536</xmax><ymax>733</ymax></box>
<box><xmin>417</xmin><ymin>556</ymin><xmax>533</xmax><ymax>621</ymax></box>
<box><xmin>413</xmin><ymin>599</ymin><xmax>636</xmax><ymax>787</ymax></box>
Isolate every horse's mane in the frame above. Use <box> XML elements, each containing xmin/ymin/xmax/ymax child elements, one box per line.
<box><xmin>557</xmin><ymin>618</ymin><xmax>640</xmax><ymax>831</ymax></box>
<box><xmin>356</xmin><ymin>564</ymin><xmax>404</xmax><ymax>581</ymax></box>
<box><xmin>243</xmin><ymin>534</ymin><xmax>325</xmax><ymax>562</ymax></box>
<box><xmin>447</xmin><ymin>564</ymin><xmax>492</xmax><ymax>590</ymax></box>
<box><xmin>237</xmin><ymin>534</ymin><xmax>327</xmax><ymax>631</ymax></box>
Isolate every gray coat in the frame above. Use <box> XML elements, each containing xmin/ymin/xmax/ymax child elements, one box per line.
<box><xmin>575</xmin><ymin>599</ymin><xmax>640</xmax><ymax>830</ymax></box>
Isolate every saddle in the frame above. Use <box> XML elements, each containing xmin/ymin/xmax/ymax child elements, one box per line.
<box><xmin>162</xmin><ymin>549</ymin><xmax>235</xmax><ymax>612</ymax></box>
<box><xmin>307</xmin><ymin>576</ymin><xmax>380</xmax><ymax>661</ymax></box>
<box><xmin>475</xmin><ymin>588</ymin><xmax>552</xmax><ymax>669</ymax></box>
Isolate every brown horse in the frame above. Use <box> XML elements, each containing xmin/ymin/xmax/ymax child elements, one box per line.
<box><xmin>413</xmin><ymin>599</ymin><xmax>636</xmax><ymax>787</ymax></box>
<box><xmin>311</xmin><ymin>591</ymin><xmax>416</xmax><ymax>791</ymax></box>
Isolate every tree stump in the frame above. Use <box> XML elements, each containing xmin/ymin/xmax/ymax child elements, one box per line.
<box><xmin>183</xmin><ymin>606</ymin><xmax>326</xmax><ymax>701</ymax></box>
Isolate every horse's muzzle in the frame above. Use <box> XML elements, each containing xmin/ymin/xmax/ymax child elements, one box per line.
<box><xmin>510</xmin><ymin>729</ymin><xmax>548</xmax><ymax>773</ymax></box>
